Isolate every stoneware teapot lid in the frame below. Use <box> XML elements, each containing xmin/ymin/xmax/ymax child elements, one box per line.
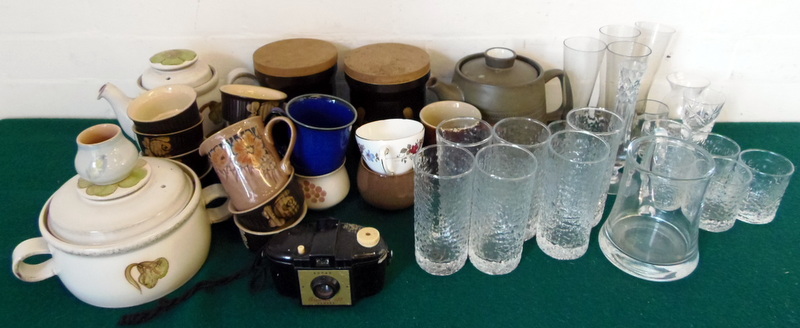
<box><xmin>458</xmin><ymin>47</ymin><xmax>540</xmax><ymax>86</ymax></box>
<box><xmin>140</xmin><ymin>49</ymin><xmax>213</xmax><ymax>90</ymax></box>
<box><xmin>47</xmin><ymin>157</ymin><xmax>193</xmax><ymax>246</ymax></box>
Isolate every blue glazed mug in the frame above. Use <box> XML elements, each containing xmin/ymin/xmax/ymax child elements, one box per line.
<box><xmin>283</xmin><ymin>94</ymin><xmax>357</xmax><ymax>176</ymax></box>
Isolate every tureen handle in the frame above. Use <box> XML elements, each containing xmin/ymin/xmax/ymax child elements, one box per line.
<box><xmin>202</xmin><ymin>183</ymin><xmax>231</xmax><ymax>224</ymax></box>
<box><xmin>11</xmin><ymin>237</ymin><xmax>57</xmax><ymax>282</ymax></box>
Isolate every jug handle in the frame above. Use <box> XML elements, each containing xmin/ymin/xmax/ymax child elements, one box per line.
<box><xmin>12</xmin><ymin>237</ymin><xmax>57</xmax><ymax>282</ymax></box>
<box><xmin>264</xmin><ymin>115</ymin><xmax>296</xmax><ymax>176</ymax></box>
<box><xmin>541</xmin><ymin>68</ymin><xmax>573</xmax><ymax>123</ymax></box>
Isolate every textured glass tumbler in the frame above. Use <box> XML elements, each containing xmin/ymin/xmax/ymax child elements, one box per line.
<box><xmin>413</xmin><ymin>145</ymin><xmax>476</xmax><ymax>275</ymax></box>
<box><xmin>563</xmin><ymin>36</ymin><xmax>607</xmax><ymax>109</ymax></box>
<box><xmin>547</xmin><ymin>120</ymin><xmax>568</xmax><ymax>134</ymax></box>
<box><xmin>700</xmin><ymin>158</ymin><xmax>753</xmax><ymax>232</ymax></box>
<box><xmin>695</xmin><ymin>133</ymin><xmax>740</xmax><ymax>159</ymax></box>
<box><xmin>492</xmin><ymin>117</ymin><xmax>551</xmax><ymax>240</ymax></box>
<box><xmin>436</xmin><ymin>117</ymin><xmax>493</xmax><ymax>155</ymax></box>
<box><xmin>566</xmin><ymin>108</ymin><xmax>625</xmax><ymax>226</ymax></box>
<box><xmin>736</xmin><ymin>149</ymin><xmax>795</xmax><ymax>225</ymax></box>
<box><xmin>469</xmin><ymin>144</ymin><xmax>537</xmax><ymax>275</ymax></box>
<box><xmin>681</xmin><ymin>88</ymin><xmax>726</xmax><ymax>142</ymax></box>
<box><xmin>537</xmin><ymin>130</ymin><xmax>610</xmax><ymax>260</ymax></box>
<box><xmin>599</xmin><ymin>136</ymin><xmax>715</xmax><ymax>281</ymax></box>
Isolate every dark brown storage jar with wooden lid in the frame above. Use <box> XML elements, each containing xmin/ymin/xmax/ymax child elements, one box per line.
<box><xmin>253</xmin><ymin>38</ymin><xmax>338</xmax><ymax>100</ymax></box>
<box><xmin>344</xmin><ymin>43</ymin><xmax>430</xmax><ymax>124</ymax></box>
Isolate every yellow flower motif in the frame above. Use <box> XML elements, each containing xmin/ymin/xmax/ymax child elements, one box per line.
<box><xmin>233</xmin><ymin>131</ymin><xmax>266</xmax><ymax>168</ymax></box>
<box><xmin>142</xmin><ymin>136</ymin><xmax>172</xmax><ymax>157</ymax></box>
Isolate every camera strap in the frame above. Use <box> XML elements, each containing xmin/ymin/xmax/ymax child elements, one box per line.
<box><xmin>118</xmin><ymin>253</ymin><xmax>271</xmax><ymax>326</ymax></box>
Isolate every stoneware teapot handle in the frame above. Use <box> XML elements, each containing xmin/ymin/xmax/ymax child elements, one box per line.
<box><xmin>12</xmin><ymin>237</ymin><xmax>57</xmax><ymax>282</ymax></box>
<box><xmin>264</xmin><ymin>116</ymin><xmax>296</xmax><ymax>175</ymax></box>
<box><xmin>541</xmin><ymin>68</ymin><xmax>573</xmax><ymax>123</ymax></box>
<box><xmin>202</xmin><ymin>183</ymin><xmax>232</xmax><ymax>224</ymax></box>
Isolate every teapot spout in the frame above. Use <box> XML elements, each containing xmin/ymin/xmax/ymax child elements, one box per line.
<box><xmin>426</xmin><ymin>76</ymin><xmax>465</xmax><ymax>102</ymax></box>
<box><xmin>97</xmin><ymin>83</ymin><xmax>136</xmax><ymax>141</ymax></box>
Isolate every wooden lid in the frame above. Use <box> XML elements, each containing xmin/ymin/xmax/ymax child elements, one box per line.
<box><xmin>253</xmin><ymin>38</ymin><xmax>338</xmax><ymax>78</ymax></box>
<box><xmin>344</xmin><ymin>43</ymin><xmax>430</xmax><ymax>85</ymax></box>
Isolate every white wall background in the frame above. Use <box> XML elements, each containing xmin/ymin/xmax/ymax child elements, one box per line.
<box><xmin>1</xmin><ymin>0</ymin><xmax>798</xmax><ymax>122</ymax></box>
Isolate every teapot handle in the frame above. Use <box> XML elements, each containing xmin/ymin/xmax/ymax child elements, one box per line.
<box><xmin>264</xmin><ymin>116</ymin><xmax>296</xmax><ymax>176</ymax></box>
<box><xmin>226</xmin><ymin>67</ymin><xmax>258</xmax><ymax>85</ymax></box>
<box><xmin>12</xmin><ymin>237</ymin><xmax>57</xmax><ymax>282</ymax></box>
<box><xmin>541</xmin><ymin>68</ymin><xmax>573</xmax><ymax>123</ymax></box>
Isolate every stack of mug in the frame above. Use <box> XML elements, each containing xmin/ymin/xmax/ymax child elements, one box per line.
<box><xmin>355</xmin><ymin>118</ymin><xmax>424</xmax><ymax>211</ymax></box>
<box><xmin>128</xmin><ymin>84</ymin><xmax>211</xmax><ymax>181</ymax></box>
<box><xmin>199</xmin><ymin>114</ymin><xmax>306</xmax><ymax>252</ymax></box>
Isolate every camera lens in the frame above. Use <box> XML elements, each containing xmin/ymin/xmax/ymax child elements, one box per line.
<box><xmin>310</xmin><ymin>275</ymin><xmax>340</xmax><ymax>300</ymax></box>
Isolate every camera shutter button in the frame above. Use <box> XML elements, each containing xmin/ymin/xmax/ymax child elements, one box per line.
<box><xmin>357</xmin><ymin>227</ymin><xmax>380</xmax><ymax>248</ymax></box>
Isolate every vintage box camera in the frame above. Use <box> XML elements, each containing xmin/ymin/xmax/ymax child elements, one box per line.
<box><xmin>262</xmin><ymin>217</ymin><xmax>391</xmax><ymax>306</ymax></box>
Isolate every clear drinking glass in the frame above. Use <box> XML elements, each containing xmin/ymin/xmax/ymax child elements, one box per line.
<box><xmin>413</xmin><ymin>145</ymin><xmax>476</xmax><ymax>275</ymax></box>
<box><xmin>639</xmin><ymin>118</ymin><xmax>693</xmax><ymax>140</ymax></box>
<box><xmin>695</xmin><ymin>133</ymin><xmax>740</xmax><ymax>159</ymax></box>
<box><xmin>631</xmin><ymin>99</ymin><xmax>670</xmax><ymax>140</ymax></box>
<box><xmin>469</xmin><ymin>144</ymin><xmax>537</xmax><ymax>275</ymax></box>
<box><xmin>436</xmin><ymin>117</ymin><xmax>493</xmax><ymax>155</ymax></box>
<box><xmin>681</xmin><ymin>88</ymin><xmax>726</xmax><ymax>142</ymax></box>
<box><xmin>598</xmin><ymin>25</ymin><xmax>641</xmax><ymax>107</ymax></box>
<box><xmin>736</xmin><ymin>149</ymin><xmax>795</xmax><ymax>225</ymax></box>
<box><xmin>547</xmin><ymin>120</ymin><xmax>568</xmax><ymax>134</ymax></box>
<box><xmin>566</xmin><ymin>108</ymin><xmax>625</xmax><ymax>226</ymax></box>
<box><xmin>492</xmin><ymin>117</ymin><xmax>551</xmax><ymax>240</ymax></box>
<box><xmin>700</xmin><ymin>157</ymin><xmax>753</xmax><ymax>232</ymax></box>
<box><xmin>563</xmin><ymin>36</ymin><xmax>607</xmax><ymax>109</ymax></box>
<box><xmin>599</xmin><ymin>136</ymin><xmax>715</xmax><ymax>282</ymax></box>
<box><xmin>602</xmin><ymin>41</ymin><xmax>651</xmax><ymax>192</ymax></box>
<box><xmin>537</xmin><ymin>130</ymin><xmax>610</xmax><ymax>260</ymax></box>
<box><xmin>661</xmin><ymin>72</ymin><xmax>710</xmax><ymax>119</ymax></box>
<box><xmin>633</xmin><ymin>21</ymin><xmax>676</xmax><ymax>104</ymax></box>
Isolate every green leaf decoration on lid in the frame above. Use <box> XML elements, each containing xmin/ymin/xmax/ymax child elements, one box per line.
<box><xmin>149</xmin><ymin>49</ymin><xmax>197</xmax><ymax>66</ymax></box>
<box><xmin>77</xmin><ymin>159</ymin><xmax>148</xmax><ymax>197</ymax></box>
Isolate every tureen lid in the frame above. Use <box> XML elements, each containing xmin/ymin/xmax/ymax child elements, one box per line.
<box><xmin>458</xmin><ymin>47</ymin><xmax>540</xmax><ymax>86</ymax></box>
<box><xmin>140</xmin><ymin>49</ymin><xmax>213</xmax><ymax>90</ymax></box>
<box><xmin>47</xmin><ymin>157</ymin><xmax>193</xmax><ymax>246</ymax></box>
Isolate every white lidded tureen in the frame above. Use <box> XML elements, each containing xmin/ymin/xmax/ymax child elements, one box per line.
<box><xmin>11</xmin><ymin>124</ymin><xmax>230</xmax><ymax>308</ymax></box>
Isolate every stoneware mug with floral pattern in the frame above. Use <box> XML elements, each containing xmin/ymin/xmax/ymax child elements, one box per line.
<box><xmin>199</xmin><ymin>116</ymin><xmax>296</xmax><ymax>211</ymax></box>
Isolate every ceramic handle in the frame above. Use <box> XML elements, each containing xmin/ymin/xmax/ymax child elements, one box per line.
<box><xmin>226</xmin><ymin>67</ymin><xmax>258</xmax><ymax>85</ymax></box>
<box><xmin>264</xmin><ymin>116</ymin><xmax>297</xmax><ymax>176</ymax></box>
<box><xmin>541</xmin><ymin>68</ymin><xmax>573</xmax><ymax>123</ymax></box>
<box><xmin>12</xmin><ymin>237</ymin><xmax>57</xmax><ymax>282</ymax></box>
<box><xmin>202</xmin><ymin>183</ymin><xmax>231</xmax><ymax>224</ymax></box>
<box><xmin>378</xmin><ymin>146</ymin><xmax>395</xmax><ymax>175</ymax></box>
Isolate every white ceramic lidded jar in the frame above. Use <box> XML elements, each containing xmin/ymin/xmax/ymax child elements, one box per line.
<box><xmin>11</xmin><ymin>124</ymin><xmax>230</xmax><ymax>308</ymax></box>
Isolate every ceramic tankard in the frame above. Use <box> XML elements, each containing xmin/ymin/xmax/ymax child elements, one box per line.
<box><xmin>199</xmin><ymin>116</ymin><xmax>297</xmax><ymax>210</ymax></box>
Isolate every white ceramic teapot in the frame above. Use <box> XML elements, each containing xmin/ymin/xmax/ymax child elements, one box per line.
<box><xmin>11</xmin><ymin>124</ymin><xmax>230</xmax><ymax>308</ymax></box>
<box><xmin>99</xmin><ymin>49</ymin><xmax>226</xmax><ymax>139</ymax></box>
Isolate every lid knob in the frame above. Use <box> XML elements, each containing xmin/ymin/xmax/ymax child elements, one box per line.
<box><xmin>484</xmin><ymin>47</ymin><xmax>516</xmax><ymax>69</ymax></box>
